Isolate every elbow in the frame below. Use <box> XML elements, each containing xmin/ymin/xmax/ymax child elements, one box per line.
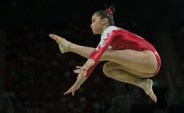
<box><xmin>89</xmin><ymin>58</ymin><xmax>96</xmax><ymax>66</ymax></box>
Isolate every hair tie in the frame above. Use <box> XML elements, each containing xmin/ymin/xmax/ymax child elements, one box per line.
<box><xmin>106</xmin><ymin>8</ymin><xmax>113</xmax><ymax>15</ymax></box>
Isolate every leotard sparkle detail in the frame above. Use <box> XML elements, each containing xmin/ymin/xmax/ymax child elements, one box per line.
<box><xmin>86</xmin><ymin>26</ymin><xmax>161</xmax><ymax>77</ymax></box>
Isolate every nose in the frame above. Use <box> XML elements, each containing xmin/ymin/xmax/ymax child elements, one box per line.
<box><xmin>90</xmin><ymin>24</ymin><xmax>93</xmax><ymax>29</ymax></box>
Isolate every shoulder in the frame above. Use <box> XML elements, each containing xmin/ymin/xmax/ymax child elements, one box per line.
<box><xmin>104</xmin><ymin>26</ymin><xmax>120</xmax><ymax>33</ymax></box>
<box><xmin>101</xmin><ymin>26</ymin><xmax>121</xmax><ymax>38</ymax></box>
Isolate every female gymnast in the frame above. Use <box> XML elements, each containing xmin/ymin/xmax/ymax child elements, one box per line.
<box><xmin>49</xmin><ymin>6</ymin><xmax>161</xmax><ymax>103</ymax></box>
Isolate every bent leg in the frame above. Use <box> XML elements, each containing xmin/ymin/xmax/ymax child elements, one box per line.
<box><xmin>103</xmin><ymin>62</ymin><xmax>157</xmax><ymax>103</ymax></box>
<box><xmin>107</xmin><ymin>49</ymin><xmax>158</xmax><ymax>74</ymax></box>
<box><xmin>69</xmin><ymin>45</ymin><xmax>157</xmax><ymax>74</ymax></box>
<box><xmin>49</xmin><ymin>34</ymin><xmax>157</xmax><ymax>74</ymax></box>
<box><xmin>103</xmin><ymin>62</ymin><xmax>154</xmax><ymax>78</ymax></box>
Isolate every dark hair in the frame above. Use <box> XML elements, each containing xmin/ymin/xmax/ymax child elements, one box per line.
<box><xmin>95</xmin><ymin>6</ymin><xmax>115</xmax><ymax>26</ymax></box>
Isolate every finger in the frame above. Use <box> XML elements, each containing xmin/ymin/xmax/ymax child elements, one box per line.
<box><xmin>72</xmin><ymin>92</ymin><xmax>75</xmax><ymax>96</ymax></box>
<box><xmin>64</xmin><ymin>91</ymin><xmax>68</xmax><ymax>95</ymax></box>
<box><xmin>76</xmin><ymin>66</ymin><xmax>82</xmax><ymax>69</ymax></box>
<box><xmin>73</xmin><ymin>68</ymin><xmax>81</xmax><ymax>73</ymax></box>
<box><xmin>73</xmin><ymin>70</ymin><xmax>80</xmax><ymax>74</ymax></box>
<box><xmin>64</xmin><ymin>91</ymin><xmax>70</xmax><ymax>95</ymax></box>
<box><xmin>64</xmin><ymin>89</ymin><xmax>71</xmax><ymax>95</ymax></box>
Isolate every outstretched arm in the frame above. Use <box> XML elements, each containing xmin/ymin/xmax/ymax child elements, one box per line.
<box><xmin>64</xmin><ymin>59</ymin><xmax>95</xmax><ymax>96</ymax></box>
<box><xmin>64</xmin><ymin>29</ymin><xmax>117</xmax><ymax>96</ymax></box>
<box><xmin>63</xmin><ymin>27</ymin><xmax>118</xmax><ymax>96</ymax></box>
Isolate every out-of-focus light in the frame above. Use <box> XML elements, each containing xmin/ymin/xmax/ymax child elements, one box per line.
<box><xmin>11</xmin><ymin>2</ymin><xmax>17</xmax><ymax>7</ymax></box>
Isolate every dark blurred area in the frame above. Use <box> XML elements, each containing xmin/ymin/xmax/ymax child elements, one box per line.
<box><xmin>0</xmin><ymin>0</ymin><xmax>184</xmax><ymax>113</ymax></box>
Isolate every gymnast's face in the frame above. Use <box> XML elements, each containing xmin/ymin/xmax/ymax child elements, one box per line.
<box><xmin>90</xmin><ymin>13</ymin><xmax>104</xmax><ymax>35</ymax></box>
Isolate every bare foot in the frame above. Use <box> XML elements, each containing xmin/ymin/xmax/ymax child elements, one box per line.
<box><xmin>49</xmin><ymin>34</ymin><xmax>64</xmax><ymax>44</ymax></box>
<box><xmin>49</xmin><ymin>34</ymin><xmax>70</xmax><ymax>53</ymax></box>
<box><xmin>144</xmin><ymin>79</ymin><xmax>157</xmax><ymax>103</ymax></box>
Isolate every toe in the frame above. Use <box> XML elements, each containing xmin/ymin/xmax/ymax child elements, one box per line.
<box><xmin>145</xmin><ymin>79</ymin><xmax>157</xmax><ymax>103</ymax></box>
<box><xmin>148</xmin><ymin>90</ymin><xmax>157</xmax><ymax>103</ymax></box>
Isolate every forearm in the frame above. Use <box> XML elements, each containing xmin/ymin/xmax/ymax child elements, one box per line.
<box><xmin>83</xmin><ymin>58</ymin><xmax>95</xmax><ymax>69</ymax></box>
<box><xmin>75</xmin><ymin>59</ymin><xmax>95</xmax><ymax>86</ymax></box>
<box><xmin>75</xmin><ymin>75</ymin><xmax>88</xmax><ymax>87</ymax></box>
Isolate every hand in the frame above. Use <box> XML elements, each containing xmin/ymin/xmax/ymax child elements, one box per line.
<box><xmin>64</xmin><ymin>82</ymin><xmax>80</xmax><ymax>96</ymax></box>
<box><xmin>73</xmin><ymin>66</ymin><xmax>88</xmax><ymax>77</ymax></box>
<box><xmin>64</xmin><ymin>66</ymin><xmax>88</xmax><ymax>96</ymax></box>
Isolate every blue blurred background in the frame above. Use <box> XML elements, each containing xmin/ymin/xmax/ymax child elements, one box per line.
<box><xmin>0</xmin><ymin>0</ymin><xmax>184</xmax><ymax>113</ymax></box>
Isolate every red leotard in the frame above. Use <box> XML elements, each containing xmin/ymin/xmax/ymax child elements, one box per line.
<box><xmin>86</xmin><ymin>26</ymin><xmax>161</xmax><ymax>77</ymax></box>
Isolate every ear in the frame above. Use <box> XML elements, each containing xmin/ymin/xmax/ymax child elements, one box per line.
<box><xmin>101</xmin><ymin>18</ymin><xmax>108</xmax><ymax>24</ymax></box>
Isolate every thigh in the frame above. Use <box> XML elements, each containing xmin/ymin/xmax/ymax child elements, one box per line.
<box><xmin>104</xmin><ymin>62</ymin><xmax>154</xmax><ymax>78</ymax></box>
<box><xmin>106</xmin><ymin>49</ymin><xmax>157</xmax><ymax>74</ymax></box>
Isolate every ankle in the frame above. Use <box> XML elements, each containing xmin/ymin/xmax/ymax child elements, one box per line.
<box><xmin>138</xmin><ymin>79</ymin><xmax>147</xmax><ymax>90</ymax></box>
<box><xmin>58</xmin><ymin>39</ymin><xmax>71</xmax><ymax>53</ymax></box>
<box><xmin>68</xmin><ymin>42</ymin><xmax>76</xmax><ymax>52</ymax></box>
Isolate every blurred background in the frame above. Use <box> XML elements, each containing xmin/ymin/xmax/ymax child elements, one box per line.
<box><xmin>0</xmin><ymin>0</ymin><xmax>184</xmax><ymax>113</ymax></box>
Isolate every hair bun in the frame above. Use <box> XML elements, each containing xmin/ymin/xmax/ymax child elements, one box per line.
<box><xmin>106</xmin><ymin>6</ymin><xmax>115</xmax><ymax>15</ymax></box>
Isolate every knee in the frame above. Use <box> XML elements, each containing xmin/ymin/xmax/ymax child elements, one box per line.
<box><xmin>101</xmin><ymin>49</ymin><xmax>115</xmax><ymax>61</ymax></box>
<box><xmin>103</xmin><ymin>62</ymin><xmax>113</xmax><ymax>77</ymax></box>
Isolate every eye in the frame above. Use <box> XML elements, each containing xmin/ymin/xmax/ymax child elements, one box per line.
<box><xmin>92</xmin><ymin>20</ymin><xmax>95</xmax><ymax>23</ymax></box>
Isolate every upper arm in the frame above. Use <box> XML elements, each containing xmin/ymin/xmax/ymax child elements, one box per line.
<box><xmin>90</xmin><ymin>29</ymin><xmax>117</xmax><ymax>62</ymax></box>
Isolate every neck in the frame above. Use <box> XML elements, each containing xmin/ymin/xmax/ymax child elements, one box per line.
<box><xmin>100</xmin><ymin>25</ymin><xmax>110</xmax><ymax>35</ymax></box>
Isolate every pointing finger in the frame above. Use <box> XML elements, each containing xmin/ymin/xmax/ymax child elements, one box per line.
<box><xmin>64</xmin><ymin>89</ymin><xmax>71</xmax><ymax>95</ymax></box>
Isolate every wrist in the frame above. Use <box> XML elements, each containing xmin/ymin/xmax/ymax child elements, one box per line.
<box><xmin>82</xmin><ymin>66</ymin><xmax>88</xmax><ymax>70</ymax></box>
